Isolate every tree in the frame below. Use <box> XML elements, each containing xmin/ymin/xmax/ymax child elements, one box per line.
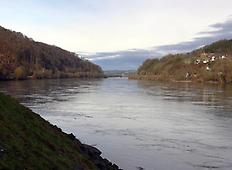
<box><xmin>14</xmin><ymin>66</ymin><xmax>26</xmax><ymax>80</ymax></box>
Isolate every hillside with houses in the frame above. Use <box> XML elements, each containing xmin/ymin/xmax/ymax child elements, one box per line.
<box><xmin>0</xmin><ymin>26</ymin><xmax>103</xmax><ymax>80</ymax></box>
<box><xmin>131</xmin><ymin>40</ymin><xmax>232</xmax><ymax>84</ymax></box>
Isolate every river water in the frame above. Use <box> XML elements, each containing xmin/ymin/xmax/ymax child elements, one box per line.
<box><xmin>1</xmin><ymin>78</ymin><xmax>232</xmax><ymax>170</ymax></box>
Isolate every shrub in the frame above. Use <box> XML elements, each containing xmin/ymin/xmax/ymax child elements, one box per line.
<box><xmin>14</xmin><ymin>66</ymin><xmax>26</xmax><ymax>80</ymax></box>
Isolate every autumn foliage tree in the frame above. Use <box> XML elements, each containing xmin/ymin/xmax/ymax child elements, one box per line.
<box><xmin>14</xmin><ymin>66</ymin><xmax>26</xmax><ymax>80</ymax></box>
<box><xmin>0</xmin><ymin>26</ymin><xmax>103</xmax><ymax>80</ymax></box>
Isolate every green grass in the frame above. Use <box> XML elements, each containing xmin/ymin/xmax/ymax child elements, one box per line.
<box><xmin>0</xmin><ymin>93</ymin><xmax>105</xmax><ymax>170</ymax></box>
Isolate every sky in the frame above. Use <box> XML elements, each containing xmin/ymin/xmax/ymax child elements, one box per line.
<box><xmin>1</xmin><ymin>0</ymin><xmax>232</xmax><ymax>70</ymax></box>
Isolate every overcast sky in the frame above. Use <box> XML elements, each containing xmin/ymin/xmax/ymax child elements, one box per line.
<box><xmin>1</xmin><ymin>0</ymin><xmax>232</xmax><ymax>69</ymax></box>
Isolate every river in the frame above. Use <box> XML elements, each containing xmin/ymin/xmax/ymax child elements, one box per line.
<box><xmin>1</xmin><ymin>78</ymin><xmax>232</xmax><ymax>170</ymax></box>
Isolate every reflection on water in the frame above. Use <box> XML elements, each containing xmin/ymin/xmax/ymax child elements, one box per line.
<box><xmin>1</xmin><ymin>78</ymin><xmax>232</xmax><ymax>170</ymax></box>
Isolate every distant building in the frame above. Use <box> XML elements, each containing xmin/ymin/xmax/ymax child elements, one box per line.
<box><xmin>195</xmin><ymin>59</ymin><xmax>200</xmax><ymax>65</ymax></box>
<box><xmin>211</xmin><ymin>56</ymin><xmax>216</xmax><ymax>62</ymax></box>
<box><xmin>203</xmin><ymin>60</ymin><xmax>209</xmax><ymax>64</ymax></box>
<box><xmin>206</xmin><ymin>66</ymin><xmax>211</xmax><ymax>71</ymax></box>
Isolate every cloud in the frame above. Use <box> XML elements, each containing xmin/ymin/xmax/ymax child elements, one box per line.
<box><xmin>84</xmin><ymin>17</ymin><xmax>232</xmax><ymax>70</ymax></box>
<box><xmin>88</xmin><ymin>54</ymin><xmax>120</xmax><ymax>61</ymax></box>
<box><xmin>81</xmin><ymin>49</ymin><xmax>160</xmax><ymax>70</ymax></box>
<box><xmin>156</xmin><ymin>17</ymin><xmax>232</xmax><ymax>54</ymax></box>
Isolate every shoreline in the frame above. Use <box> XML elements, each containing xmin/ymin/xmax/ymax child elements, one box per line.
<box><xmin>0</xmin><ymin>73</ymin><xmax>105</xmax><ymax>81</ymax></box>
<box><xmin>0</xmin><ymin>92</ymin><xmax>121</xmax><ymax>170</ymax></box>
<box><xmin>0</xmin><ymin>74</ymin><xmax>105</xmax><ymax>82</ymax></box>
<box><xmin>128</xmin><ymin>74</ymin><xmax>228</xmax><ymax>85</ymax></box>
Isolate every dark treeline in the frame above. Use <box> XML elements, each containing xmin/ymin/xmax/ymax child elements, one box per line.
<box><xmin>0</xmin><ymin>26</ymin><xmax>103</xmax><ymax>80</ymax></box>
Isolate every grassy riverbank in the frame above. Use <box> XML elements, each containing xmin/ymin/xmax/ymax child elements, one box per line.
<box><xmin>0</xmin><ymin>92</ymin><xmax>120</xmax><ymax>170</ymax></box>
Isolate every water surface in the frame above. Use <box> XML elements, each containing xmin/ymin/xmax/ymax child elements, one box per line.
<box><xmin>1</xmin><ymin>78</ymin><xmax>232</xmax><ymax>170</ymax></box>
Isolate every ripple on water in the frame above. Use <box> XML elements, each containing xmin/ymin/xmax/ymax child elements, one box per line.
<box><xmin>1</xmin><ymin>78</ymin><xmax>232</xmax><ymax>170</ymax></box>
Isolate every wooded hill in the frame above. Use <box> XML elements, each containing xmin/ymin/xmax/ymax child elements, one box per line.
<box><xmin>134</xmin><ymin>40</ymin><xmax>232</xmax><ymax>84</ymax></box>
<box><xmin>0</xmin><ymin>26</ymin><xmax>103</xmax><ymax>80</ymax></box>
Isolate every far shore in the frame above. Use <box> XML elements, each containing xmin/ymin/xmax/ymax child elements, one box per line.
<box><xmin>128</xmin><ymin>74</ymin><xmax>228</xmax><ymax>85</ymax></box>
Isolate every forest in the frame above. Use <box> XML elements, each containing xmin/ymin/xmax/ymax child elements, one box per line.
<box><xmin>0</xmin><ymin>26</ymin><xmax>103</xmax><ymax>80</ymax></box>
<box><xmin>134</xmin><ymin>40</ymin><xmax>232</xmax><ymax>84</ymax></box>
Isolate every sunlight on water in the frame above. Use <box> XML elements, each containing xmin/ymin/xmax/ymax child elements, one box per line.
<box><xmin>1</xmin><ymin>78</ymin><xmax>232</xmax><ymax>170</ymax></box>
